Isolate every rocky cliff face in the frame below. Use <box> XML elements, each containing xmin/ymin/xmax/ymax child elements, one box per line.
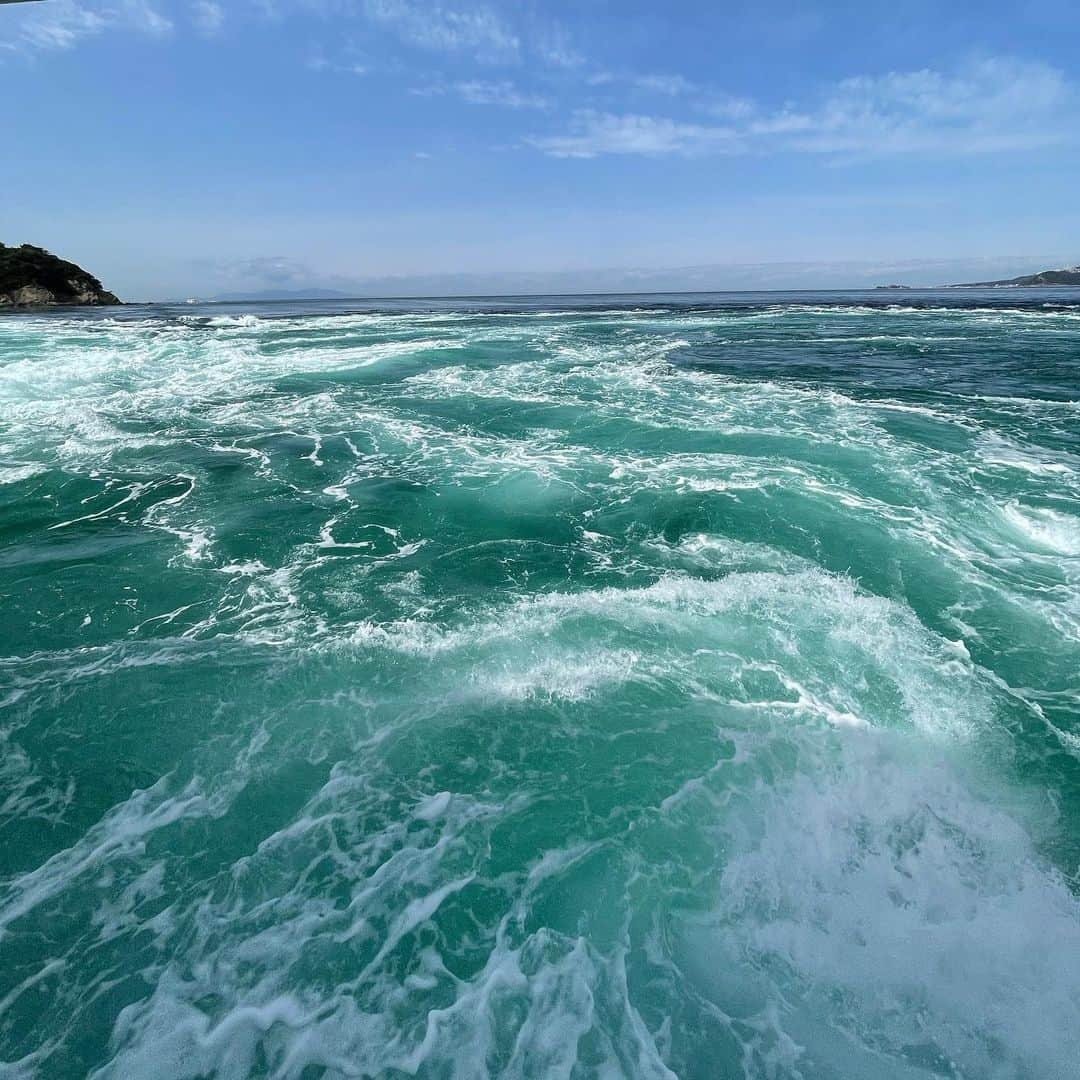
<box><xmin>0</xmin><ymin>244</ymin><xmax>121</xmax><ymax>308</ymax></box>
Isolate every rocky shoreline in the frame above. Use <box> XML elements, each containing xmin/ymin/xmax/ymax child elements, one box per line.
<box><xmin>0</xmin><ymin>243</ymin><xmax>121</xmax><ymax>308</ymax></box>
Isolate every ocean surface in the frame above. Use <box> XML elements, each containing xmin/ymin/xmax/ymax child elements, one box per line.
<box><xmin>1</xmin><ymin>290</ymin><xmax>1079</xmax><ymax>1079</ymax></box>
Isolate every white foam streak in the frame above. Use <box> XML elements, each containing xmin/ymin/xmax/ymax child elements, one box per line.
<box><xmin>707</xmin><ymin>732</ymin><xmax>1080</xmax><ymax>1079</ymax></box>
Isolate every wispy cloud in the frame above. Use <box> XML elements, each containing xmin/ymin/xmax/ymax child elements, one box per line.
<box><xmin>10</xmin><ymin>3</ymin><xmax>107</xmax><ymax>52</ymax></box>
<box><xmin>580</xmin><ymin>71</ymin><xmax>697</xmax><ymax>96</ymax></box>
<box><xmin>455</xmin><ymin>80</ymin><xmax>549</xmax><ymax>108</ymax></box>
<box><xmin>530</xmin><ymin>58</ymin><xmax>1075</xmax><ymax>160</ymax></box>
<box><xmin>410</xmin><ymin>78</ymin><xmax>549</xmax><ymax>108</ymax></box>
<box><xmin>770</xmin><ymin>58</ymin><xmax>1073</xmax><ymax>158</ymax></box>
<box><xmin>633</xmin><ymin>73</ymin><xmax>695</xmax><ymax>96</ymax></box>
<box><xmin>307</xmin><ymin>50</ymin><xmax>368</xmax><ymax>76</ymax></box>
<box><xmin>4</xmin><ymin>0</ymin><xmax>582</xmax><ymax>76</ymax></box>
<box><xmin>527</xmin><ymin>110</ymin><xmax>741</xmax><ymax>159</ymax></box>
<box><xmin>209</xmin><ymin>254</ymin><xmax>314</xmax><ymax>288</ymax></box>
<box><xmin>532</xmin><ymin>23</ymin><xmax>582</xmax><ymax>69</ymax></box>
<box><xmin>3</xmin><ymin>1</ymin><xmax>172</xmax><ymax>55</ymax></box>
<box><xmin>124</xmin><ymin>0</ymin><xmax>172</xmax><ymax>36</ymax></box>
<box><xmin>191</xmin><ymin>1</ymin><xmax>225</xmax><ymax>36</ymax></box>
<box><xmin>361</xmin><ymin>0</ymin><xmax>519</xmax><ymax>64</ymax></box>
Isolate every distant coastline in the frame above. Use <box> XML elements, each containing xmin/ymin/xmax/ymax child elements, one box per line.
<box><xmin>949</xmin><ymin>265</ymin><xmax>1080</xmax><ymax>288</ymax></box>
<box><xmin>877</xmin><ymin>264</ymin><xmax>1080</xmax><ymax>290</ymax></box>
<box><xmin>3</xmin><ymin>244</ymin><xmax>1078</xmax><ymax>309</ymax></box>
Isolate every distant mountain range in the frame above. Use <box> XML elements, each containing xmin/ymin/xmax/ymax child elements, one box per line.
<box><xmin>951</xmin><ymin>265</ymin><xmax>1080</xmax><ymax>287</ymax></box>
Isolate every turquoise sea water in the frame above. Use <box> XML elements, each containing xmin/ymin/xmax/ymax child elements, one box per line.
<box><xmin>1</xmin><ymin>291</ymin><xmax>1079</xmax><ymax>1078</ymax></box>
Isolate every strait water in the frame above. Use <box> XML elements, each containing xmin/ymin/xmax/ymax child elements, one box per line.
<box><xmin>1</xmin><ymin>291</ymin><xmax>1079</xmax><ymax>1078</ymax></box>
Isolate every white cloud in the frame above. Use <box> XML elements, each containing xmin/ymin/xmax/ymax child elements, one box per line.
<box><xmin>532</xmin><ymin>24</ymin><xmax>582</xmax><ymax>69</ymax></box>
<box><xmin>121</xmin><ymin>0</ymin><xmax>172</xmax><ymax>36</ymax></box>
<box><xmin>527</xmin><ymin>110</ymin><xmax>742</xmax><ymax>159</ymax></box>
<box><xmin>633</xmin><ymin>73</ymin><xmax>695</xmax><ymax>96</ymax></box>
<box><xmin>362</xmin><ymin>0</ymin><xmax>519</xmax><ymax>63</ymax></box>
<box><xmin>409</xmin><ymin>78</ymin><xmax>549</xmax><ymax>108</ymax></box>
<box><xmin>579</xmin><ymin>71</ymin><xmax>696</xmax><ymax>96</ymax></box>
<box><xmin>191</xmin><ymin>1</ymin><xmax>225</xmax><ymax>36</ymax></box>
<box><xmin>778</xmin><ymin>58</ymin><xmax>1073</xmax><ymax>158</ymax></box>
<box><xmin>456</xmin><ymin>80</ymin><xmax>549</xmax><ymax>109</ymax></box>
<box><xmin>706</xmin><ymin>96</ymin><xmax>758</xmax><ymax>121</ymax></box>
<box><xmin>306</xmin><ymin>48</ymin><xmax>368</xmax><ymax>76</ymax></box>
<box><xmin>210</xmin><ymin>254</ymin><xmax>312</xmax><ymax>287</ymax></box>
<box><xmin>12</xmin><ymin>3</ymin><xmax>107</xmax><ymax>51</ymax></box>
<box><xmin>531</xmin><ymin>58</ymin><xmax>1075</xmax><ymax>161</ymax></box>
<box><xmin>5</xmin><ymin>1</ymin><xmax>172</xmax><ymax>54</ymax></box>
<box><xmin>358</xmin><ymin>2</ymin><xmax>581</xmax><ymax>68</ymax></box>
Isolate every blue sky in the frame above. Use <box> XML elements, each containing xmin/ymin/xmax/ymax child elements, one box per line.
<box><xmin>2</xmin><ymin>0</ymin><xmax>1078</xmax><ymax>298</ymax></box>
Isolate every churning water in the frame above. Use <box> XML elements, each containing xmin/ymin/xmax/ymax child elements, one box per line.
<box><xmin>1</xmin><ymin>291</ymin><xmax>1079</xmax><ymax>1078</ymax></box>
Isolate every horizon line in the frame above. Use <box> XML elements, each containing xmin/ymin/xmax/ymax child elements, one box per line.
<box><xmin>141</xmin><ymin>283</ymin><xmax>1080</xmax><ymax>305</ymax></box>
